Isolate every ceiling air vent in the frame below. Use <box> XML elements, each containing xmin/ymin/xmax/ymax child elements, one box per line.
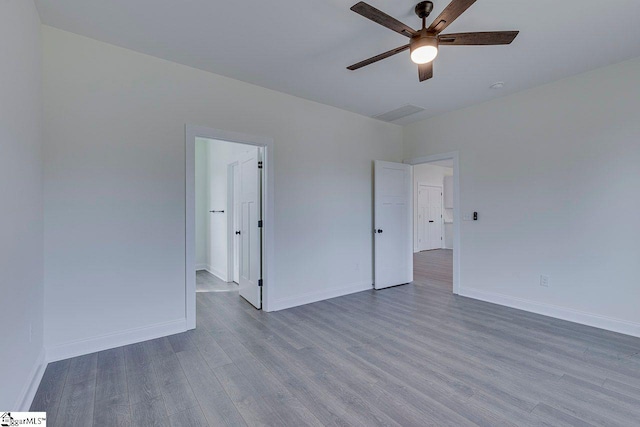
<box><xmin>374</xmin><ymin>105</ymin><xmax>425</xmax><ymax>122</ymax></box>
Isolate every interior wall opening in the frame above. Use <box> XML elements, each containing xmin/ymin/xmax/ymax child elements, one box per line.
<box><xmin>412</xmin><ymin>158</ymin><xmax>456</xmax><ymax>293</ymax></box>
<box><xmin>194</xmin><ymin>137</ymin><xmax>264</xmax><ymax>309</ymax></box>
<box><xmin>186</xmin><ymin>125</ymin><xmax>274</xmax><ymax>328</ymax></box>
<box><xmin>195</xmin><ymin>138</ymin><xmax>255</xmax><ymax>292</ymax></box>
<box><xmin>185</xmin><ymin>125</ymin><xmax>273</xmax><ymax>329</ymax></box>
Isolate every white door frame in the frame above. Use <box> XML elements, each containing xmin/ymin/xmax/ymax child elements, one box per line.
<box><xmin>186</xmin><ymin>125</ymin><xmax>275</xmax><ymax>329</ymax></box>
<box><xmin>405</xmin><ymin>151</ymin><xmax>460</xmax><ymax>295</ymax></box>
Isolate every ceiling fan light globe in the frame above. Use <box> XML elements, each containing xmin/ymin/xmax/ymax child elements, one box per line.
<box><xmin>411</xmin><ymin>46</ymin><xmax>438</xmax><ymax>64</ymax></box>
<box><xmin>410</xmin><ymin>32</ymin><xmax>438</xmax><ymax>65</ymax></box>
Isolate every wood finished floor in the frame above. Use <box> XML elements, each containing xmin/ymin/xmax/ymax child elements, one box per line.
<box><xmin>32</xmin><ymin>250</ymin><xmax>640</xmax><ymax>426</ymax></box>
<box><xmin>196</xmin><ymin>270</ymin><xmax>239</xmax><ymax>293</ymax></box>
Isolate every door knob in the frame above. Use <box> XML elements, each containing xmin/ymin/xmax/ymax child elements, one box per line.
<box><xmin>377</xmin><ymin>229</ymin><xmax>383</xmax><ymax>234</ymax></box>
<box><xmin>235</xmin><ymin>231</ymin><xmax>241</xmax><ymax>235</ymax></box>
<box><xmin>429</xmin><ymin>220</ymin><xmax>434</xmax><ymax>223</ymax></box>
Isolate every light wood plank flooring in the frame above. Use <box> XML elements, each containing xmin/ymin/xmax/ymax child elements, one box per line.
<box><xmin>414</xmin><ymin>249</ymin><xmax>453</xmax><ymax>284</ymax></box>
<box><xmin>32</xmin><ymin>251</ymin><xmax>640</xmax><ymax>426</ymax></box>
<box><xmin>197</xmin><ymin>270</ymin><xmax>239</xmax><ymax>293</ymax></box>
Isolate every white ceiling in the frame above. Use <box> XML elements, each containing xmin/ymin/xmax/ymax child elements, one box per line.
<box><xmin>35</xmin><ymin>0</ymin><xmax>640</xmax><ymax>125</ymax></box>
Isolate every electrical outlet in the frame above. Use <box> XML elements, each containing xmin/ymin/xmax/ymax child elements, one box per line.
<box><xmin>540</xmin><ymin>275</ymin><xmax>550</xmax><ymax>288</ymax></box>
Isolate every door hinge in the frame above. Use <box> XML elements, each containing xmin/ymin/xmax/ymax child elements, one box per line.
<box><xmin>441</xmin><ymin>237</ymin><xmax>443</xmax><ymax>240</ymax></box>
<box><xmin>258</xmin><ymin>279</ymin><xmax>263</xmax><ymax>287</ymax></box>
<box><xmin>258</xmin><ymin>220</ymin><xmax>263</xmax><ymax>228</ymax></box>
<box><xmin>258</xmin><ymin>161</ymin><xmax>263</xmax><ymax>169</ymax></box>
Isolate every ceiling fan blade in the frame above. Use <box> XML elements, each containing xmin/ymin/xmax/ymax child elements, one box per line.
<box><xmin>347</xmin><ymin>44</ymin><xmax>410</xmax><ymax>71</ymax></box>
<box><xmin>351</xmin><ymin>2</ymin><xmax>417</xmax><ymax>37</ymax></box>
<box><xmin>418</xmin><ymin>62</ymin><xmax>433</xmax><ymax>82</ymax></box>
<box><xmin>427</xmin><ymin>0</ymin><xmax>477</xmax><ymax>33</ymax></box>
<box><xmin>439</xmin><ymin>31</ymin><xmax>519</xmax><ymax>45</ymax></box>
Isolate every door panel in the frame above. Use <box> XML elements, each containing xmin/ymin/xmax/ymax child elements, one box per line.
<box><xmin>427</xmin><ymin>186</ymin><xmax>443</xmax><ymax>249</ymax></box>
<box><xmin>418</xmin><ymin>184</ymin><xmax>443</xmax><ymax>250</ymax></box>
<box><xmin>238</xmin><ymin>150</ymin><xmax>261</xmax><ymax>309</ymax></box>
<box><xmin>231</xmin><ymin>163</ymin><xmax>240</xmax><ymax>283</ymax></box>
<box><xmin>374</xmin><ymin>161</ymin><xmax>413</xmax><ymax>290</ymax></box>
<box><xmin>417</xmin><ymin>185</ymin><xmax>428</xmax><ymax>251</ymax></box>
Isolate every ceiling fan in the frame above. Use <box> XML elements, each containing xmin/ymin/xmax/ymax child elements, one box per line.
<box><xmin>347</xmin><ymin>0</ymin><xmax>519</xmax><ymax>82</ymax></box>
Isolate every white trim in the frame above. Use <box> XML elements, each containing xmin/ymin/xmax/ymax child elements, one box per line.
<box><xmin>271</xmin><ymin>281</ymin><xmax>372</xmax><ymax>312</ymax></box>
<box><xmin>196</xmin><ymin>264</ymin><xmax>230</xmax><ymax>282</ymax></box>
<box><xmin>405</xmin><ymin>151</ymin><xmax>460</xmax><ymax>295</ymax></box>
<box><xmin>15</xmin><ymin>349</ymin><xmax>46</xmax><ymax>411</ymax></box>
<box><xmin>186</xmin><ymin>125</ymin><xmax>275</xmax><ymax>322</ymax></box>
<box><xmin>45</xmin><ymin>319</ymin><xmax>187</xmax><ymax>363</ymax></box>
<box><xmin>205</xmin><ymin>265</ymin><xmax>227</xmax><ymax>282</ymax></box>
<box><xmin>459</xmin><ymin>287</ymin><xmax>640</xmax><ymax>338</ymax></box>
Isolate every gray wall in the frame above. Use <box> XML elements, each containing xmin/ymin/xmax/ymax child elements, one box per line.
<box><xmin>42</xmin><ymin>26</ymin><xmax>403</xmax><ymax>358</ymax></box>
<box><xmin>0</xmin><ymin>0</ymin><xmax>44</xmax><ymax>408</ymax></box>
<box><xmin>404</xmin><ymin>57</ymin><xmax>640</xmax><ymax>336</ymax></box>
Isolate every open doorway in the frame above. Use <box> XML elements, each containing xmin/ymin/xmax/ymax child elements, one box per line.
<box><xmin>406</xmin><ymin>152</ymin><xmax>460</xmax><ymax>295</ymax></box>
<box><xmin>186</xmin><ymin>125</ymin><xmax>274</xmax><ymax>329</ymax></box>
<box><xmin>195</xmin><ymin>138</ymin><xmax>262</xmax><ymax>300</ymax></box>
<box><xmin>412</xmin><ymin>159</ymin><xmax>454</xmax><ymax>290</ymax></box>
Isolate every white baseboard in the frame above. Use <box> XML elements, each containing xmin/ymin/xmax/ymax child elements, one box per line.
<box><xmin>196</xmin><ymin>264</ymin><xmax>228</xmax><ymax>282</ymax></box>
<box><xmin>206</xmin><ymin>264</ymin><xmax>228</xmax><ymax>282</ymax></box>
<box><xmin>271</xmin><ymin>281</ymin><xmax>372</xmax><ymax>312</ymax></box>
<box><xmin>14</xmin><ymin>349</ymin><xmax>46</xmax><ymax>411</ymax></box>
<box><xmin>45</xmin><ymin>318</ymin><xmax>187</xmax><ymax>363</ymax></box>
<box><xmin>459</xmin><ymin>287</ymin><xmax>640</xmax><ymax>338</ymax></box>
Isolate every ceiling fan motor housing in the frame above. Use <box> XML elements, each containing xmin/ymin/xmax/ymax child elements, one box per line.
<box><xmin>415</xmin><ymin>1</ymin><xmax>434</xmax><ymax>19</ymax></box>
<box><xmin>412</xmin><ymin>1</ymin><xmax>437</xmax><ymax>61</ymax></box>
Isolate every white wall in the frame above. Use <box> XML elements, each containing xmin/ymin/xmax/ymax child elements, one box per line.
<box><xmin>413</xmin><ymin>164</ymin><xmax>453</xmax><ymax>251</ymax></box>
<box><xmin>0</xmin><ymin>0</ymin><xmax>45</xmax><ymax>408</ymax></box>
<box><xmin>196</xmin><ymin>138</ymin><xmax>256</xmax><ymax>280</ymax></box>
<box><xmin>403</xmin><ymin>57</ymin><xmax>640</xmax><ymax>336</ymax></box>
<box><xmin>195</xmin><ymin>139</ymin><xmax>209</xmax><ymax>268</ymax></box>
<box><xmin>42</xmin><ymin>26</ymin><xmax>403</xmax><ymax>357</ymax></box>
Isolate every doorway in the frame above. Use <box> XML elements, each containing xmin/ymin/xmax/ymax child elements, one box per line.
<box><xmin>408</xmin><ymin>152</ymin><xmax>459</xmax><ymax>294</ymax></box>
<box><xmin>185</xmin><ymin>125</ymin><xmax>275</xmax><ymax>329</ymax></box>
<box><xmin>369</xmin><ymin>153</ymin><xmax>460</xmax><ymax>294</ymax></box>
<box><xmin>194</xmin><ymin>138</ymin><xmax>262</xmax><ymax>306</ymax></box>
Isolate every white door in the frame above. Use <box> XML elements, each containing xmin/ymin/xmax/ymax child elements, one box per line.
<box><xmin>231</xmin><ymin>162</ymin><xmax>240</xmax><ymax>283</ymax></box>
<box><xmin>417</xmin><ymin>184</ymin><xmax>428</xmax><ymax>251</ymax></box>
<box><xmin>374</xmin><ymin>161</ymin><xmax>413</xmax><ymax>290</ymax></box>
<box><xmin>227</xmin><ymin>161</ymin><xmax>241</xmax><ymax>283</ymax></box>
<box><xmin>417</xmin><ymin>184</ymin><xmax>442</xmax><ymax>250</ymax></box>
<box><xmin>427</xmin><ymin>186</ymin><xmax>443</xmax><ymax>249</ymax></box>
<box><xmin>238</xmin><ymin>149</ymin><xmax>262</xmax><ymax>308</ymax></box>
